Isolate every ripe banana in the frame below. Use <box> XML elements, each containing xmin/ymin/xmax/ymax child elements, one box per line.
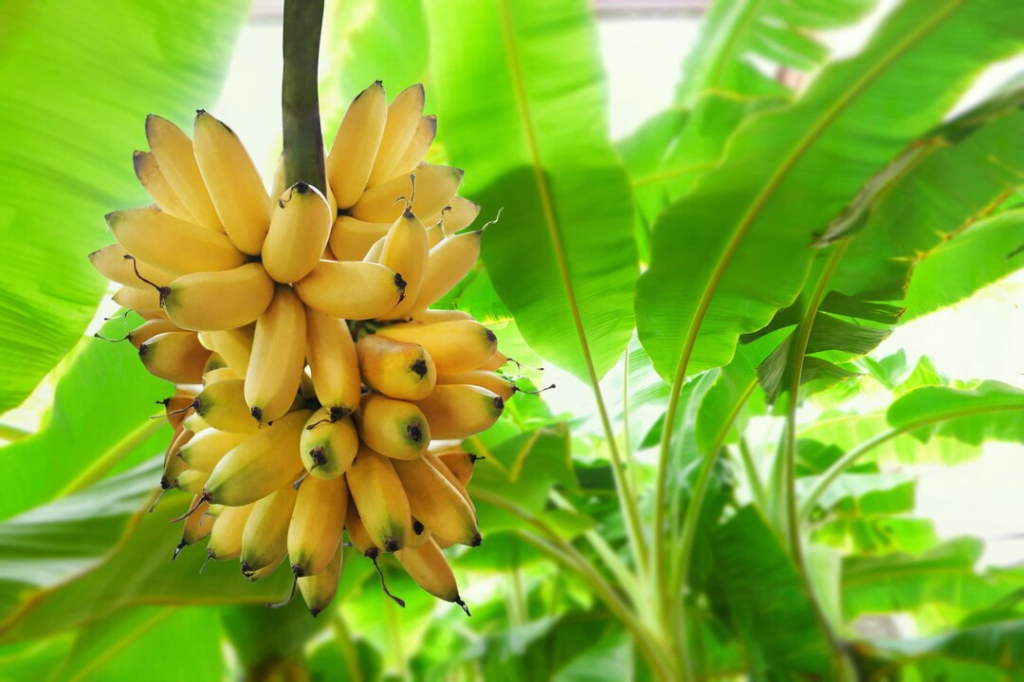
<box><xmin>326</xmin><ymin>80</ymin><xmax>387</xmax><ymax>209</ymax></box>
<box><xmin>391</xmin><ymin>114</ymin><xmax>437</xmax><ymax>179</ymax></box>
<box><xmin>205</xmin><ymin>502</ymin><xmax>255</xmax><ymax>562</ymax></box>
<box><xmin>356</xmin><ymin>394</ymin><xmax>431</xmax><ymax>460</ymax></box>
<box><xmin>202</xmin><ymin>366</ymin><xmax>240</xmax><ymax>385</ymax></box>
<box><xmin>377</xmin><ymin>210</ymin><xmax>429</xmax><ymax>320</ymax></box>
<box><xmin>193</xmin><ymin>110</ymin><xmax>272</xmax><ymax>255</ymax></box>
<box><xmin>351</xmin><ymin>165</ymin><xmax>463</xmax><ymax>224</ymax></box>
<box><xmin>175</xmin><ymin>494</ymin><xmax>214</xmax><ymax>559</ymax></box>
<box><xmin>163</xmin><ymin>263</ymin><xmax>275</xmax><ymax>332</ymax></box>
<box><xmin>410</xmin><ymin>309</ymin><xmax>473</xmax><ymax>324</ymax></box>
<box><xmin>262</xmin><ymin>182</ymin><xmax>333</xmax><ymax>283</ymax></box>
<box><xmin>126</xmin><ymin>318</ymin><xmax>180</xmax><ymax>348</ymax></box>
<box><xmin>368</xmin><ymin>84</ymin><xmax>424</xmax><ymax>187</ymax></box>
<box><xmin>356</xmin><ymin>334</ymin><xmax>436</xmax><ymax>401</ymax></box>
<box><xmin>415</xmin><ymin>384</ymin><xmax>504</xmax><ymax>439</ymax></box>
<box><xmin>138</xmin><ymin>331</ymin><xmax>210</xmax><ymax>384</ymax></box>
<box><xmin>374</xmin><ymin>320</ymin><xmax>497</xmax><ymax>374</ymax></box>
<box><xmin>435</xmin><ymin>450</ymin><xmax>477</xmax><ymax>487</ymax></box>
<box><xmin>107</xmin><ymin>209</ymin><xmax>242</xmax><ymax>276</ymax></box>
<box><xmin>204</xmin><ymin>409</ymin><xmax>311</xmax><ymax>506</ymax></box>
<box><xmin>300</xmin><ymin>409</ymin><xmax>359</xmax><ymax>479</ymax></box>
<box><xmin>203</xmin><ymin>352</ymin><xmax>228</xmax><ymax>374</ymax></box>
<box><xmin>437</xmin><ymin>370</ymin><xmax>515</xmax><ymax>401</ymax></box>
<box><xmin>422</xmin><ymin>196</ymin><xmax>480</xmax><ymax>234</ymax></box>
<box><xmin>294</xmin><ymin>260</ymin><xmax>405</xmax><ymax>320</ymax></box>
<box><xmin>344</xmin><ymin>497</ymin><xmax>378</xmax><ymax>555</ymax></box>
<box><xmin>179</xmin><ymin>428</ymin><xmax>248</xmax><ymax>471</ymax></box>
<box><xmin>288</xmin><ymin>474</ymin><xmax>348</xmax><ymax>577</ymax></box>
<box><xmin>113</xmin><ymin>285</ymin><xmax>162</xmax><ymax>315</ymax></box>
<box><xmin>423</xmin><ymin>449</ymin><xmax>474</xmax><ymax>508</ymax></box>
<box><xmin>297</xmin><ymin>542</ymin><xmax>343</xmax><ymax>616</ymax></box>
<box><xmin>362</xmin><ymin>236</ymin><xmax>386</xmax><ymax>264</ymax></box>
<box><xmin>246</xmin><ymin>285</ymin><xmax>307</xmax><ymax>424</ymax></box>
<box><xmin>327</xmin><ymin>216</ymin><xmax>391</xmax><ymax>261</ymax></box>
<box><xmin>305</xmin><ymin>308</ymin><xmax>360</xmax><ymax>418</ymax></box>
<box><xmin>478</xmin><ymin>351</ymin><xmax>510</xmax><ymax>372</ymax></box>
<box><xmin>240</xmin><ymin>485</ymin><xmax>298</xmax><ymax>580</ymax></box>
<box><xmin>396</xmin><ymin>538</ymin><xmax>467</xmax><ymax>612</ymax></box>
<box><xmin>145</xmin><ymin>114</ymin><xmax>223</xmax><ymax>232</ymax></box>
<box><xmin>163</xmin><ymin>388</ymin><xmax>198</xmax><ymax>431</ymax></box>
<box><xmin>194</xmin><ymin>379</ymin><xmax>260</xmax><ymax>434</ymax></box>
<box><xmin>392</xmin><ymin>457</ymin><xmax>479</xmax><ymax>547</ymax></box>
<box><xmin>89</xmin><ymin>243</ymin><xmax>175</xmax><ymax>288</ymax></box>
<box><xmin>346</xmin><ymin>445</ymin><xmax>412</xmax><ymax>552</ymax></box>
<box><xmin>132</xmin><ymin>150</ymin><xmax>195</xmax><ymax>222</ymax></box>
<box><xmin>176</xmin><ymin>468</ymin><xmax>210</xmax><ymax>495</ymax></box>
<box><xmin>161</xmin><ymin>428</ymin><xmax>193</xmax><ymax>489</ymax></box>
<box><xmin>201</xmin><ymin>325</ymin><xmax>254</xmax><ymax>375</ymax></box>
<box><xmin>410</xmin><ymin>230</ymin><xmax>482</xmax><ymax>314</ymax></box>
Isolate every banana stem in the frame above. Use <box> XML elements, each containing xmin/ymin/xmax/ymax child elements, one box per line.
<box><xmin>282</xmin><ymin>0</ymin><xmax>326</xmax><ymax>195</ymax></box>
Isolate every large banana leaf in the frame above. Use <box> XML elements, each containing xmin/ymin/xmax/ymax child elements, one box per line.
<box><xmin>423</xmin><ymin>0</ymin><xmax>638</xmax><ymax>382</ymax></box>
<box><xmin>887</xmin><ymin>380</ymin><xmax>1024</xmax><ymax>445</ymax></box>
<box><xmin>636</xmin><ymin>0</ymin><xmax>1024</xmax><ymax>384</ymax></box>
<box><xmin>0</xmin><ymin>0</ymin><xmax>249</xmax><ymax>415</ymax></box>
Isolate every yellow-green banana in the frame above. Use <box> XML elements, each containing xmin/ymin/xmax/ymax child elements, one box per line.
<box><xmin>392</xmin><ymin>456</ymin><xmax>479</xmax><ymax>547</ymax></box>
<box><xmin>415</xmin><ymin>384</ymin><xmax>504</xmax><ymax>439</ymax></box>
<box><xmin>375</xmin><ymin>320</ymin><xmax>497</xmax><ymax>374</ymax></box>
<box><xmin>138</xmin><ymin>331</ymin><xmax>210</xmax><ymax>384</ymax></box>
<box><xmin>300</xmin><ymin>409</ymin><xmax>359</xmax><ymax>479</ymax></box>
<box><xmin>107</xmin><ymin>208</ymin><xmax>243</xmax><ymax>276</ymax></box>
<box><xmin>194</xmin><ymin>379</ymin><xmax>259</xmax><ymax>434</ymax></box>
<box><xmin>346</xmin><ymin>445</ymin><xmax>412</xmax><ymax>552</ymax></box>
<box><xmin>305</xmin><ymin>308</ymin><xmax>360</xmax><ymax>419</ymax></box>
<box><xmin>240</xmin><ymin>485</ymin><xmax>298</xmax><ymax>580</ymax></box>
<box><xmin>396</xmin><ymin>538</ymin><xmax>468</xmax><ymax>612</ymax></box>
<box><xmin>377</xmin><ymin>210</ymin><xmax>429</xmax><ymax>320</ymax></box>
<box><xmin>200</xmin><ymin>325</ymin><xmax>254</xmax><ymax>375</ymax></box>
<box><xmin>294</xmin><ymin>260</ymin><xmax>405</xmax><ymax>320</ymax></box>
<box><xmin>89</xmin><ymin>243</ymin><xmax>175</xmax><ymax>288</ymax></box>
<box><xmin>179</xmin><ymin>428</ymin><xmax>248</xmax><ymax>471</ymax></box>
<box><xmin>437</xmin><ymin>370</ymin><xmax>515</xmax><ymax>401</ymax></box>
<box><xmin>205</xmin><ymin>502</ymin><xmax>255</xmax><ymax>562</ymax></box>
<box><xmin>356</xmin><ymin>394</ymin><xmax>430</xmax><ymax>460</ymax></box>
<box><xmin>163</xmin><ymin>263</ymin><xmax>275</xmax><ymax>332</ymax></box>
<box><xmin>245</xmin><ymin>285</ymin><xmax>307</xmax><ymax>425</ymax></box>
<box><xmin>175</xmin><ymin>495</ymin><xmax>214</xmax><ymax>559</ymax></box>
<box><xmin>356</xmin><ymin>334</ymin><xmax>436</xmax><ymax>401</ymax></box>
<box><xmin>288</xmin><ymin>474</ymin><xmax>348</xmax><ymax>577</ymax></box>
<box><xmin>297</xmin><ymin>542</ymin><xmax>343</xmax><ymax>616</ymax></box>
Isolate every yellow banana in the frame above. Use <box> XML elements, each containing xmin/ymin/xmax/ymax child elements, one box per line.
<box><xmin>205</xmin><ymin>409</ymin><xmax>312</xmax><ymax>506</ymax></box>
<box><xmin>327</xmin><ymin>81</ymin><xmax>387</xmax><ymax>209</ymax></box>
<box><xmin>305</xmin><ymin>308</ymin><xmax>360</xmax><ymax>419</ymax></box>
<box><xmin>374</xmin><ymin>320</ymin><xmax>497</xmax><ymax>374</ymax></box>
<box><xmin>125</xmin><ymin>318</ymin><xmax>180</xmax><ymax>348</ymax></box>
<box><xmin>288</xmin><ymin>474</ymin><xmax>348</xmax><ymax>577</ymax></box>
<box><xmin>362</xmin><ymin>236</ymin><xmax>386</xmax><ymax>264</ymax></box>
<box><xmin>176</xmin><ymin>468</ymin><xmax>210</xmax><ymax>495</ymax></box>
<box><xmin>327</xmin><ymin>216</ymin><xmax>391</xmax><ymax>261</ymax></box>
<box><xmin>175</xmin><ymin>495</ymin><xmax>214</xmax><ymax>559</ymax></box>
<box><xmin>351</xmin><ymin>165</ymin><xmax>462</xmax><ymax>224</ymax></box>
<box><xmin>345</xmin><ymin>498</ymin><xmax>378</xmax><ymax>555</ymax></box>
<box><xmin>356</xmin><ymin>334</ymin><xmax>436</xmax><ymax>401</ymax></box>
<box><xmin>356</xmin><ymin>394</ymin><xmax>431</xmax><ymax>460</ymax></box>
<box><xmin>377</xmin><ymin>210</ymin><xmax>429</xmax><ymax>320</ymax></box>
<box><xmin>107</xmin><ymin>209</ymin><xmax>244</xmax><ymax>276</ymax></box>
<box><xmin>297</xmin><ymin>542</ymin><xmax>343</xmax><ymax>616</ymax></box>
<box><xmin>262</xmin><ymin>182</ymin><xmax>333</xmax><ymax>283</ymax></box>
<box><xmin>203</xmin><ymin>352</ymin><xmax>228</xmax><ymax>374</ymax></box>
<box><xmin>346</xmin><ymin>444</ymin><xmax>412</xmax><ymax>552</ymax></box>
<box><xmin>179</xmin><ymin>428</ymin><xmax>248</xmax><ymax>471</ymax></box>
<box><xmin>423</xmin><ymin>448</ymin><xmax>474</xmax><ymax>509</ymax></box>
<box><xmin>245</xmin><ymin>285</ymin><xmax>307</xmax><ymax>425</ymax></box>
<box><xmin>368</xmin><ymin>84</ymin><xmax>424</xmax><ymax>187</ymax></box>
<box><xmin>410</xmin><ymin>230</ymin><xmax>481</xmax><ymax>313</ymax></box>
<box><xmin>294</xmin><ymin>260</ymin><xmax>405</xmax><ymax>320</ymax></box>
<box><xmin>112</xmin><ymin>285</ymin><xmax>162</xmax><ymax>315</ymax></box>
<box><xmin>160</xmin><ymin>428</ymin><xmax>193</xmax><ymax>489</ymax></box>
<box><xmin>392</xmin><ymin>457</ymin><xmax>479</xmax><ymax>547</ymax></box>
<box><xmin>138</xmin><ymin>331</ymin><xmax>210</xmax><ymax>384</ymax></box>
<box><xmin>422</xmin><ymin>195</ymin><xmax>481</xmax><ymax>234</ymax></box>
<box><xmin>479</xmin><ymin>351</ymin><xmax>510</xmax><ymax>372</ymax></box>
<box><xmin>435</xmin><ymin>449</ymin><xmax>478</xmax><ymax>487</ymax></box>
<box><xmin>409</xmin><ymin>309</ymin><xmax>473</xmax><ymax>324</ymax></box>
<box><xmin>300</xmin><ymin>409</ymin><xmax>359</xmax><ymax>479</ymax></box>
<box><xmin>163</xmin><ymin>388</ymin><xmax>198</xmax><ymax>431</ymax></box>
<box><xmin>205</xmin><ymin>502</ymin><xmax>255</xmax><ymax>562</ymax></box>
<box><xmin>88</xmin><ymin>243</ymin><xmax>176</xmax><ymax>288</ymax></box>
<box><xmin>182</xmin><ymin>412</ymin><xmax>210</xmax><ymax>433</ymax></box>
<box><xmin>396</xmin><ymin>538</ymin><xmax>468</xmax><ymax>613</ymax></box>
<box><xmin>194</xmin><ymin>379</ymin><xmax>260</xmax><ymax>434</ymax></box>
<box><xmin>145</xmin><ymin>114</ymin><xmax>223</xmax><ymax>231</ymax></box>
<box><xmin>203</xmin><ymin>366</ymin><xmax>239</xmax><ymax>385</ymax></box>
<box><xmin>240</xmin><ymin>485</ymin><xmax>298</xmax><ymax>580</ymax></box>
<box><xmin>193</xmin><ymin>110</ymin><xmax>272</xmax><ymax>255</ymax></box>
<box><xmin>390</xmin><ymin>114</ymin><xmax>437</xmax><ymax>179</ymax></box>
<box><xmin>200</xmin><ymin>325</ymin><xmax>254</xmax><ymax>375</ymax></box>
<box><xmin>437</xmin><ymin>370</ymin><xmax>515</xmax><ymax>401</ymax></box>
<box><xmin>132</xmin><ymin>150</ymin><xmax>195</xmax><ymax>222</ymax></box>
<box><xmin>415</xmin><ymin>384</ymin><xmax>504</xmax><ymax>439</ymax></box>
<box><xmin>163</xmin><ymin>263</ymin><xmax>275</xmax><ymax>332</ymax></box>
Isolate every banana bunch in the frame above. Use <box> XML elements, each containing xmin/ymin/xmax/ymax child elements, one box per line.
<box><xmin>91</xmin><ymin>82</ymin><xmax>526</xmax><ymax>617</ymax></box>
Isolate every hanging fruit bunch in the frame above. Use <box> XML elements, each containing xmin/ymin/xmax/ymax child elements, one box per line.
<box><xmin>89</xmin><ymin>80</ymin><xmax>519</xmax><ymax>616</ymax></box>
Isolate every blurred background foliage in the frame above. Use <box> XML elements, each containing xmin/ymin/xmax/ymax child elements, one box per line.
<box><xmin>1</xmin><ymin>0</ymin><xmax>1023</xmax><ymax>680</ymax></box>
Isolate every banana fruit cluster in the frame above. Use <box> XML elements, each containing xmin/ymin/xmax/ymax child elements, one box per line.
<box><xmin>91</xmin><ymin>82</ymin><xmax>514</xmax><ymax>616</ymax></box>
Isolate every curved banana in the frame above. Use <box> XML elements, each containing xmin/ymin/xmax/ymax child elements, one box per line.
<box><xmin>204</xmin><ymin>409</ymin><xmax>311</xmax><ymax>506</ymax></box>
<box><xmin>305</xmin><ymin>308</ymin><xmax>360</xmax><ymax>418</ymax></box>
<box><xmin>409</xmin><ymin>230</ymin><xmax>482</xmax><ymax>314</ymax></box>
<box><xmin>478</xmin><ymin>351</ymin><xmax>510</xmax><ymax>372</ymax></box>
<box><xmin>435</xmin><ymin>450</ymin><xmax>477</xmax><ymax>487</ymax></box>
<box><xmin>176</xmin><ymin>495</ymin><xmax>215</xmax><ymax>559</ymax></box>
<box><xmin>246</xmin><ymin>285</ymin><xmax>307</xmax><ymax>425</ymax></box>
<box><xmin>368</xmin><ymin>84</ymin><xmax>424</xmax><ymax>187</ymax></box>
<box><xmin>107</xmin><ymin>208</ymin><xmax>243</xmax><ymax>277</ymax></box>
<box><xmin>132</xmin><ymin>150</ymin><xmax>194</xmax><ymax>222</ymax></box>
<box><xmin>390</xmin><ymin>114</ymin><xmax>437</xmax><ymax>179</ymax></box>
<box><xmin>356</xmin><ymin>334</ymin><xmax>436</xmax><ymax>401</ymax></box>
<box><xmin>163</xmin><ymin>388</ymin><xmax>198</xmax><ymax>431</ymax></box>
<box><xmin>203</xmin><ymin>366</ymin><xmax>239</xmax><ymax>385</ymax></box>
<box><xmin>240</xmin><ymin>485</ymin><xmax>298</xmax><ymax>580</ymax></box>
<box><xmin>327</xmin><ymin>81</ymin><xmax>387</xmax><ymax>209</ymax></box>
<box><xmin>356</xmin><ymin>394</ymin><xmax>430</xmax><ymax>460</ymax></box>
<box><xmin>145</xmin><ymin>114</ymin><xmax>223</xmax><ymax>232</ymax></box>
<box><xmin>89</xmin><ymin>243</ymin><xmax>176</xmax><ymax>288</ymax></box>
<box><xmin>422</xmin><ymin>196</ymin><xmax>481</xmax><ymax>234</ymax></box>
<box><xmin>409</xmin><ymin>309</ymin><xmax>473</xmax><ymax>324</ymax></box>
<box><xmin>377</xmin><ymin>210</ymin><xmax>429</xmax><ymax>320</ymax></box>
<box><xmin>160</xmin><ymin>428</ymin><xmax>193</xmax><ymax>489</ymax></box>
<box><xmin>374</xmin><ymin>320</ymin><xmax>497</xmax><ymax>375</ymax></box>
<box><xmin>194</xmin><ymin>379</ymin><xmax>259</xmax><ymax>434</ymax></box>
<box><xmin>362</xmin><ymin>236</ymin><xmax>386</xmax><ymax>264</ymax></box>
<box><xmin>176</xmin><ymin>468</ymin><xmax>210</xmax><ymax>495</ymax></box>
<box><xmin>415</xmin><ymin>384</ymin><xmax>504</xmax><ymax>439</ymax></box>
<box><xmin>300</xmin><ymin>409</ymin><xmax>359</xmax><ymax>479</ymax></box>
<box><xmin>206</xmin><ymin>502</ymin><xmax>256</xmax><ymax>561</ymax></box>
<box><xmin>201</xmin><ymin>325</ymin><xmax>254</xmax><ymax>375</ymax></box>
<box><xmin>127</xmin><ymin>318</ymin><xmax>181</xmax><ymax>349</ymax></box>
<box><xmin>392</xmin><ymin>457</ymin><xmax>479</xmax><ymax>547</ymax></box>
<box><xmin>193</xmin><ymin>110</ymin><xmax>272</xmax><ymax>255</ymax></box>
<box><xmin>138</xmin><ymin>331</ymin><xmax>210</xmax><ymax>384</ymax></box>
<box><xmin>437</xmin><ymin>370</ymin><xmax>515</xmax><ymax>401</ymax></box>
<box><xmin>112</xmin><ymin>285</ymin><xmax>162</xmax><ymax>315</ymax></box>
<box><xmin>262</xmin><ymin>182</ymin><xmax>333</xmax><ymax>283</ymax></box>
<box><xmin>396</xmin><ymin>538</ymin><xmax>467</xmax><ymax>612</ymax></box>
<box><xmin>179</xmin><ymin>428</ymin><xmax>248</xmax><ymax>471</ymax></box>
<box><xmin>288</xmin><ymin>474</ymin><xmax>348</xmax><ymax>577</ymax></box>
<box><xmin>346</xmin><ymin>444</ymin><xmax>411</xmax><ymax>552</ymax></box>
<box><xmin>297</xmin><ymin>542</ymin><xmax>343</xmax><ymax>616</ymax></box>
<box><xmin>164</xmin><ymin>263</ymin><xmax>275</xmax><ymax>332</ymax></box>
<box><xmin>344</xmin><ymin>497</ymin><xmax>378</xmax><ymax>555</ymax></box>
<box><xmin>327</xmin><ymin>216</ymin><xmax>391</xmax><ymax>262</ymax></box>
<box><xmin>294</xmin><ymin>260</ymin><xmax>405</xmax><ymax>320</ymax></box>
<box><xmin>422</xmin><ymin>449</ymin><xmax>474</xmax><ymax>510</ymax></box>
<box><xmin>351</xmin><ymin>165</ymin><xmax>462</xmax><ymax>224</ymax></box>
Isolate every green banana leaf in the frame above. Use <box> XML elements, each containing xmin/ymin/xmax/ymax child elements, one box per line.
<box><xmin>858</xmin><ymin>620</ymin><xmax>1024</xmax><ymax>674</ymax></box>
<box><xmin>423</xmin><ymin>0</ymin><xmax>638</xmax><ymax>383</ymax></box>
<box><xmin>0</xmin><ymin>0</ymin><xmax>249</xmax><ymax>415</ymax></box>
<box><xmin>635</xmin><ymin>0</ymin><xmax>1024</xmax><ymax>384</ymax></box>
<box><xmin>887</xmin><ymin>380</ymin><xmax>1024</xmax><ymax>446</ymax></box>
